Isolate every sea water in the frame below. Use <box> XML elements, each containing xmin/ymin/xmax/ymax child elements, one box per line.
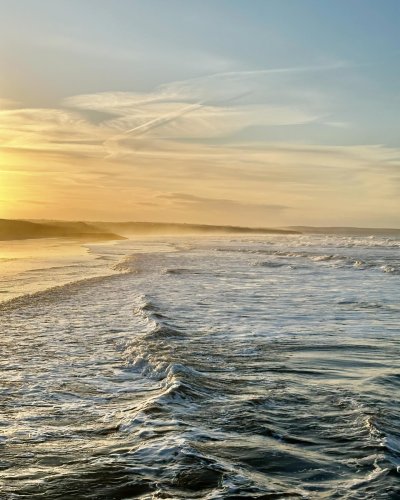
<box><xmin>0</xmin><ymin>234</ymin><xmax>399</xmax><ymax>498</ymax></box>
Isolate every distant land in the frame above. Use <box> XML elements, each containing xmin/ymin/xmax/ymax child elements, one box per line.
<box><xmin>289</xmin><ymin>226</ymin><xmax>400</xmax><ymax>236</ymax></box>
<box><xmin>94</xmin><ymin>221</ymin><xmax>300</xmax><ymax>236</ymax></box>
<box><xmin>1</xmin><ymin>219</ymin><xmax>399</xmax><ymax>242</ymax></box>
<box><xmin>0</xmin><ymin>219</ymin><xmax>124</xmax><ymax>241</ymax></box>
<box><xmin>0</xmin><ymin>219</ymin><xmax>298</xmax><ymax>241</ymax></box>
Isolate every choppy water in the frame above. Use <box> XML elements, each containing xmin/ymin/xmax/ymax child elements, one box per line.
<box><xmin>0</xmin><ymin>234</ymin><xmax>399</xmax><ymax>499</ymax></box>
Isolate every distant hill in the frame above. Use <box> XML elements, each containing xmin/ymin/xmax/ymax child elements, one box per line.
<box><xmin>3</xmin><ymin>220</ymin><xmax>398</xmax><ymax>241</ymax></box>
<box><xmin>93</xmin><ymin>221</ymin><xmax>300</xmax><ymax>236</ymax></box>
<box><xmin>289</xmin><ymin>226</ymin><xmax>400</xmax><ymax>237</ymax></box>
<box><xmin>0</xmin><ymin>219</ymin><xmax>124</xmax><ymax>241</ymax></box>
<box><xmin>0</xmin><ymin>219</ymin><xmax>300</xmax><ymax>241</ymax></box>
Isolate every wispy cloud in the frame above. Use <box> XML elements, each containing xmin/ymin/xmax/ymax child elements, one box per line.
<box><xmin>1</xmin><ymin>66</ymin><xmax>329</xmax><ymax>160</ymax></box>
<box><xmin>63</xmin><ymin>70</ymin><xmax>325</xmax><ymax>158</ymax></box>
<box><xmin>1</xmin><ymin>64</ymin><xmax>399</xmax><ymax>226</ymax></box>
<box><xmin>60</xmin><ymin>64</ymin><xmax>355</xmax><ymax>160</ymax></box>
<box><xmin>158</xmin><ymin>192</ymin><xmax>289</xmax><ymax>212</ymax></box>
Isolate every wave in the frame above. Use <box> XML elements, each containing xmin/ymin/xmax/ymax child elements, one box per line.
<box><xmin>22</xmin><ymin>263</ymin><xmax>100</xmax><ymax>274</ymax></box>
<box><xmin>259</xmin><ymin>261</ymin><xmax>288</xmax><ymax>268</ymax></box>
<box><xmin>2</xmin><ymin>235</ymin><xmax>399</xmax><ymax>498</ymax></box>
<box><xmin>124</xmin><ymin>294</ymin><xmax>189</xmax><ymax>381</ymax></box>
<box><xmin>337</xmin><ymin>299</ymin><xmax>400</xmax><ymax>313</ymax></box>
<box><xmin>164</xmin><ymin>267</ymin><xmax>193</xmax><ymax>275</ymax></box>
<box><xmin>380</xmin><ymin>264</ymin><xmax>400</xmax><ymax>274</ymax></box>
<box><xmin>112</xmin><ymin>252</ymin><xmax>178</xmax><ymax>274</ymax></box>
<box><xmin>112</xmin><ymin>255</ymin><xmax>139</xmax><ymax>273</ymax></box>
<box><xmin>220</xmin><ymin>246</ymin><xmax>400</xmax><ymax>275</ymax></box>
<box><xmin>0</xmin><ymin>273</ymin><xmax>120</xmax><ymax>312</ymax></box>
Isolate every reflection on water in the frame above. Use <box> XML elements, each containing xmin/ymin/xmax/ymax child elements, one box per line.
<box><xmin>0</xmin><ymin>234</ymin><xmax>399</xmax><ymax>498</ymax></box>
<box><xmin>0</xmin><ymin>238</ymin><xmax>120</xmax><ymax>302</ymax></box>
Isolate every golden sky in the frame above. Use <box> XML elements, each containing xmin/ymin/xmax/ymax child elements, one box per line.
<box><xmin>1</xmin><ymin>1</ymin><xmax>399</xmax><ymax>227</ymax></box>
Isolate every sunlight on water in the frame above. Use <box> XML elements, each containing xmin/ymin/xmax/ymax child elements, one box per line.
<box><xmin>0</xmin><ymin>234</ymin><xmax>399</xmax><ymax>498</ymax></box>
<box><xmin>0</xmin><ymin>238</ymin><xmax>122</xmax><ymax>302</ymax></box>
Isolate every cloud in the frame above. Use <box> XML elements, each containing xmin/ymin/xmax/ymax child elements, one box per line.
<box><xmin>60</xmin><ymin>64</ymin><xmax>356</xmax><ymax>159</ymax></box>
<box><xmin>2</xmin><ymin>64</ymin><xmax>349</xmax><ymax>160</ymax></box>
<box><xmin>157</xmin><ymin>192</ymin><xmax>289</xmax><ymax>212</ymax></box>
<box><xmin>19</xmin><ymin>199</ymin><xmax>51</xmax><ymax>205</ymax></box>
<box><xmin>128</xmin><ymin>191</ymin><xmax>291</xmax><ymax>226</ymax></box>
<box><xmin>1</xmin><ymin>64</ymin><xmax>399</xmax><ymax>226</ymax></box>
<box><xmin>0</xmin><ymin>107</ymin><xmax>106</xmax><ymax>157</ymax></box>
<box><xmin>324</xmin><ymin>121</ymin><xmax>351</xmax><ymax>128</ymax></box>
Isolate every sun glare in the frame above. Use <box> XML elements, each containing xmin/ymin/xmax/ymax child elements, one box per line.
<box><xmin>0</xmin><ymin>155</ymin><xmax>28</xmax><ymax>216</ymax></box>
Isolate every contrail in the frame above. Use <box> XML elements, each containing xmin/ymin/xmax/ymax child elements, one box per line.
<box><xmin>124</xmin><ymin>100</ymin><xmax>205</xmax><ymax>135</ymax></box>
<box><xmin>104</xmin><ymin>100</ymin><xmax>205</xmax><ymax>158</ymax></box>
<box><xmin>104</xmin><ymin>91</ymin><xmax>251</xmax><ymax>158</ymax></box>
<box><xmin>169</xmin><ymin>62</ymin><xmax>349</xmax><ymax>87</ymax></box>
<box><xmin>123</xmin><ymin>90</ymin><xmax>251</xmax><ymax>136</ymax></box>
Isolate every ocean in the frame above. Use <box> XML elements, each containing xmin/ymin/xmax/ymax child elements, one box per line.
<box><xmin>0</xmin><ymin>234</ymin><xmax>399</xmax><ymax>499</ymax></box>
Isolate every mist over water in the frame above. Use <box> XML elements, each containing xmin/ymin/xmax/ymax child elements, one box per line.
<box><xmin>0</xmin><ymin>234</ymin><xmax>399</xmax><ymax>499</ymax></box>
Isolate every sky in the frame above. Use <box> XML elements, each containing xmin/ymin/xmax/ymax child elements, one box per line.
<box><xmin>0</xmin><ymin>0</ymin><xmax>399</xmax><ymax>227</ymax></box>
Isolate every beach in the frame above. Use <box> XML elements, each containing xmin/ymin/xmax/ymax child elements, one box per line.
<box><xmin>0</xmin><ymin>233</ymin><xmax>399</xmax><ymax>498</ymax></box>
